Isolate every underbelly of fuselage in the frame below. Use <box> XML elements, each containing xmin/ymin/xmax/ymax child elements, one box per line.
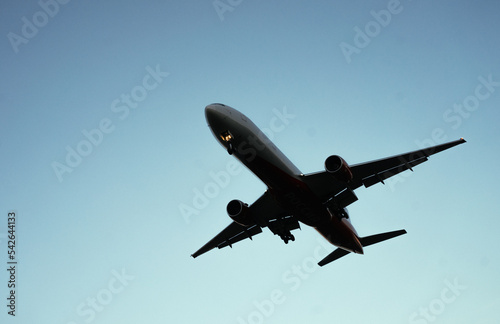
<box><xmin>234</xmin><ymin>145</ymin><xmax>363</xmax><ymax>253</ymax></box>
<box><xmin>274</xmin><ymin>186</ymin><xmax>363</xmax><ymax>254</ymax></box>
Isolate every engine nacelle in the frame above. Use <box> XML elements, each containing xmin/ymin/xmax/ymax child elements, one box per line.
<box><xmin>227</xmin><ymin>199</ymin><xmax>255</xmax><ymax>226</ymax></box>
<box><xmin>325</xmin><ymin>155</ymin><xmax>353</xmax><ymax>182</ymax></box>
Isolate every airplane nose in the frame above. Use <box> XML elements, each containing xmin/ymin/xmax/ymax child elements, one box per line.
<box><xmin>205</xmin><ymin>104</ymin><xmax>227</xmax><ymax>130</ymax></box>
<box><xmin>205</xmin><ymin>105</ymin><xmax>215</xmax><ymax>122</ymax></box>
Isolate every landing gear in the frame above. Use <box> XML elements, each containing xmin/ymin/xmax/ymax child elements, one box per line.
<box><xmin>220</xmin><ymin>131</ymin><xmax>235</xmax><ymax>155</ymax></box>
<box><xmin>268</xmin><ymin>215</ymin><xmax>300</xmax><ymax>245</ymax></box>
<box><xmin>227</xmin><ymin>142</ymin><xmax>234</xmax><ymax>155</ymax></box>
<box><xmin>338</xmin><ymin>208</ymin><xmax>349</xmax><ymax>219</ymax></box>
<box><xmin>280</xmin><ymin>233</ymin><xmax>295</xmax><ymax>244</ymax></box>
<box><xmin>325</xmin><ymin>199</ymin><xmax>349</xmax><ymax>220</ymax></box>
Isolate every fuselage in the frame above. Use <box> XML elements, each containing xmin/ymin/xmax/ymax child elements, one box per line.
<box><xmin>205</xmin><ymin>104</ymin><xmax>363</xmax><ymax>254</ymax></box>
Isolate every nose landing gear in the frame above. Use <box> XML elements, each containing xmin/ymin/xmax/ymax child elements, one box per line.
<box><xmin>220</xmin><ymin>131</ymin><xmax>235</xmax><ymax>155</ymax></box>
<box><xmin>227</xmin><ymin>142</ymin><xmax>234</xmax><ymax>155</ymax></box>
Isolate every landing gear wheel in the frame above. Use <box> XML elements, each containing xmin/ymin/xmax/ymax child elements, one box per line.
<box><xmin>280</xmin><ymin>234</ymin><xmax>295</xmax><ymax>244</ymax></box>
<box><xmin>227</xmin><ymin>142</ymin><xmax>234</xmax><ymax>155</ymax></box>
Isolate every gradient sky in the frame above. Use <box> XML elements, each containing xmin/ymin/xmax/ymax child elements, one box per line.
<box><xmin>1</xmin><ymin>1</ymin><xmax>499</xmax><ymax>323</ymax></box>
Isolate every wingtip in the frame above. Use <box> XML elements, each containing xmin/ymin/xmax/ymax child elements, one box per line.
<box><xmin>460</xmin><ymin>137</ymin><xmax>467</xmax><ymax>143</ymax></box>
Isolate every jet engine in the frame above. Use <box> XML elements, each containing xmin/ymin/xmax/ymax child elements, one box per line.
<box><xmin>227</xmin><ymin>199</ymin><xmax>255</xmax><ymax>226</ymax></box>
<box><xmin>325</xmin><ymin>155</ymin><xmax>353</xmax><ymax>182</ymax></box>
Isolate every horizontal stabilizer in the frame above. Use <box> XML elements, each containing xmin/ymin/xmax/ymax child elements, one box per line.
<box><xmin>318</xmin><ymin>248</ymin><xmax>351</xmax><ymax>267</ymax></box>
<box><xmin>318</xmin><ymin>229</ymin><xmax>407</xmax><ymax>267</ymax></box>
<box><xmin>359</xmin><ymin>229</ymin><xmax>407</xmax><ymax>247</ymax></box>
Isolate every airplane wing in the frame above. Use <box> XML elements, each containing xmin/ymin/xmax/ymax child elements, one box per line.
<box><xmin>191</xmin><ymin>221</ymin><xmax>263</xmax><ymax>258</ymax></box>
<box><xmin>191</xmin><ymin>191</ymin><xmax>300</xmax><ymax>258</ymax></box>
<box><xmin>303</xmin><ymin>138</ymin><xmax>466</xmax><ymax>205</ymax></box>
<box><xmin>348</xmin><ymin>138</ymin><xmax>466</xmax><ymax>189</ymax></box>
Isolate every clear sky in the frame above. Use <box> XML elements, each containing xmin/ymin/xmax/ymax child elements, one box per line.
<box><xmin>1</xmin><ymin>1</ymin><xmax>499</xmax><ymax>323</ymax></box>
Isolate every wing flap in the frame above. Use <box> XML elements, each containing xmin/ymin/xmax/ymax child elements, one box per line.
<box><xmin>192</xmin><ymin>221</ymin><xmax>262</xmax><ymax>258</ymax></box>
<box><xmin>349</xmin><ymin>138</ymin><xmax>466</xmax><ymax>189</ymax></box>
<box><xmin>360</xmin><ymin>156</ymin><xmax>427</xmax><ymax>188</ymax></box>
<box><xmin>192</xmin><ymin>221</ymin><xmax>242</xmax><ymax>258</ymax></box>
<box><xmin>217</xmin><ymin>224</ymin><xmax>263</xmax><ymax>249</ymax></box>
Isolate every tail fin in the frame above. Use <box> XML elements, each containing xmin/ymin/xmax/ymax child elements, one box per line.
<box><xmin>317</xmin><ymin>229</ymin><xmax>406</xmax><ymax>267</ymax></box>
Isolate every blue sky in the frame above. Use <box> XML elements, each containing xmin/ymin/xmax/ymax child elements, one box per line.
<box><xmin>1</xmin><ymin>0</ymin><xmax>499</xmax><ymax>323</ymax></box>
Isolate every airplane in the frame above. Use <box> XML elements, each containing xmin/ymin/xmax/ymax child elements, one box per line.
<box><xmin>191</xmin><ymin>103</ymin><xmax>466</xmax><ymax>266</ymax></box>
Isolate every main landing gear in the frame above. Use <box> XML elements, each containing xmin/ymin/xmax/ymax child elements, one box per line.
<box><xmin>325</xmin><ymin>199</ymin><xmax>349</xmax><ymax>220</ymax></box>
<box><xmin>280</xmin><ymin>233</ymin><xmax>295</xmax><ymax>244</ymax></box>
<box><xmin>267</xmin><ymin>214</ymin><xmax>300</xmax><ymax>245</ymax></box>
